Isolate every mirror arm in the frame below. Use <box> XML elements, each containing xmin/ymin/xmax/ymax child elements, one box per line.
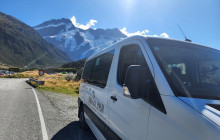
<box><xmin>123</xmin><ymin>84</ymin><xmax>131</xmax><ymax>97</ymax></box>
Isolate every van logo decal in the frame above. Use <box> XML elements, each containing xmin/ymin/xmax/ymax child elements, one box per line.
<box><xmin>88</xmin><ymin>96</ymin><xmax>104</xmax><ymax>114</ymax></box>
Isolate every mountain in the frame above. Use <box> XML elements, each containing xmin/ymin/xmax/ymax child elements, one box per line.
<box><xmin>0</xmin><ymin>12</ymin><xmax>71</xmax><ymax>68</ymax></box>
<box><xmin>34</xmin><ymin>18</ymin><xmax>127</xmax><ymax>60</ymax></box>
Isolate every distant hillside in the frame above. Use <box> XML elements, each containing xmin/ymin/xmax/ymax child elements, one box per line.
<box><xmin>34</xmin><ymin>18</ymin><xmax>126</xmax><ymax>60</ymax></box>
<box><xmin>62</xmin><ymin>58</ymin><xmax>86</xmax><ymax>68</ymax></box>
<box><xmin>0</xmin><ymin>12</ymin><xmax>71</xmax><ymax>68</ymax></box>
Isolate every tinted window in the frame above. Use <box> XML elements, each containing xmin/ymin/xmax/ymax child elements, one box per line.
<box><xmin>199</xmin><ymin>61</ymin><xmax>220</xmax><ymax>85</ymax></box>
<box><xmin>82</xmin><ymin>50</ymin><xmax>115</xmax><ymax>88</ymax></box>
<box><xmin>82</xmin><ymin>59</ymin><xmax>95</xmax><ymax>81</ymax></box>
<box><xmin>117</xmin><ymin>44</ymin><xmax>146</xmax><ymax>86</ymax></box>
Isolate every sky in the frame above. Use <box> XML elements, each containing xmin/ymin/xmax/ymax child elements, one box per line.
<box><xmin>0</xmin><ymin>0</ymin><xmax>220</xmax><ymax>49</ymax></box>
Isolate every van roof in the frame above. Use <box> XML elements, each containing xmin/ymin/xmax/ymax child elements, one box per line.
<box><xmin>86</xmin><ymin>35</ymin><xmax>218</xmax><ymax>62</ymax></box>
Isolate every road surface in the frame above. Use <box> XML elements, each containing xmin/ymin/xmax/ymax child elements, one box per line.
<box><xmin>0</xmin><ymin>78</ymin><xmax>96</xmax><ymax>140</ymax></box>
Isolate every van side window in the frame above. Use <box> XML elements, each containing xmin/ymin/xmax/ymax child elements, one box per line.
<box><xmin>82</xmin><ymin>50</ymin><xmax>115</xmax><ymax>88</ymax></box>
<box><xmin>117</xmin><ymin>44</ymin><xmax>146</xmax><ymax>86</ymax></box>
<box><xmin>82</xmin><ymin>59</ymin><xmax>95</xmax><ymax>81</ymax></box>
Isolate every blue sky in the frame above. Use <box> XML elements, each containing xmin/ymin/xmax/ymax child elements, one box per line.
<box><xmin>0</xmin><ymin>0</ymin><xmax>220</xmax><ymax>49</ymax></box>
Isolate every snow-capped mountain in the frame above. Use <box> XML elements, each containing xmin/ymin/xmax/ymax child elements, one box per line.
<box><xmin>34</xmin><ymin>18</ymin><xmax>126</xmax><ymax>60</ymax></box>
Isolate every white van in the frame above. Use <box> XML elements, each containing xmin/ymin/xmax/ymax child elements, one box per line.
<box><xmin>78</xmin><ymin>35</ymin><xmax>220</xmax><ymax>140</ymax></box>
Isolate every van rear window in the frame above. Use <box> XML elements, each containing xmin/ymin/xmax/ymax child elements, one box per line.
<box><xmin>82</xmin><ymin>50</ymin><xmax>115</xmax><ymax>88</ymax></box>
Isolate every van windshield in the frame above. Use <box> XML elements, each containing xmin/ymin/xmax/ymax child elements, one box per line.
<box><xmin>146</xmin><ymin>38</ymin><xmax>220</xmax><ymax>100</ymax></box>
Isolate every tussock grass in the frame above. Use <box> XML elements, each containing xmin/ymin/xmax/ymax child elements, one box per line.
<box><xmin>37</xmin><ymin>77</ymin><xmax>80</xmax><ymax>95</ymax></box>
<box><xmin>0</xmin><ymin>64</ymin><xmax>10</xmax><ymax>70</ymax></box>
<box><xmin>34</xmin><ymin>72</ymin><xmax>80</xmax><ymax>95</ymax></box>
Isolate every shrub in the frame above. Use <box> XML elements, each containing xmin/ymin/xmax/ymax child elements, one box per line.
<box><xmin>65</xmin><ymin>73</ymin><xmax>77</xmax><ymax>81</ymax></box>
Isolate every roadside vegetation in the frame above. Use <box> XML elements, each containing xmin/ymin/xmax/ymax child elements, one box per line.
<box><xmin>24</xmin><ymin>71</ymin><xmax>81</xmax><ymax>95</ymax></box>
<box><xmin>0</xmin><ymin>64</ymin><xmax>10</xmax><ymax>70</ymax></box>
<box><xmin>0</xmin><ymin>59</ymin><xmax>86</xmax><ymax>95</ymax></box>
<box><xmin>0</xmin><ymin>70</ymin><xmax>39</xmax><ymax>78</ymax></box>
<box><xmin>36</xmin><ymin>73</ymin><xmax>80</xmax><ymax>95</ymax></box>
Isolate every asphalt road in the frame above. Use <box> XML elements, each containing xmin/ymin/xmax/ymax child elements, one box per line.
<box><xmin>0</xmin><ymin>78</ymin><xmax>96</xmax><ymax>140</ymax></box>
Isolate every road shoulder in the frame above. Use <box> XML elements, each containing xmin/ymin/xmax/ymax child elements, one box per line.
<box><xmin>34</xmin><ymin>89</ymin><xmax>96</xmax><ymax>140</ymax></box>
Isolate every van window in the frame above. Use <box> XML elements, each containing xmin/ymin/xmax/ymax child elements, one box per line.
<box><xmin>198</xmin><ymin>61</ymin><xmax>220</xmax><ymax>85</ymax></box>
<box><xmin>82</xmin><ymin>59</ymin><xmax>95</xmax><ymax>81</ymax></box>
<box><xmin>82</xmin><ymin>50</ymin><xmax>115</xmax><ymax>88</ymax></box>
<box><xmin>117</xmin><ymin>44</ymin><xmax>146</xmax><ymax>86</ymax></box>
<box><xmin>165</xmin><ymin>63</ymin><xmax>186</xmax><ymax>75</ymax></box>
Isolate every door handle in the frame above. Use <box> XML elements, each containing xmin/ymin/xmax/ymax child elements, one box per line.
<box><xmin>110</xmin><ymin>96</ymin><xmax>117</xmax><ymax>101</ymax></box>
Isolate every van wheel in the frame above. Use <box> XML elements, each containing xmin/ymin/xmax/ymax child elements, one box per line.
<box><xmin>79</xmin><ymin>106</ymin><xmax>89</xmax><ymax>130</ymax></box>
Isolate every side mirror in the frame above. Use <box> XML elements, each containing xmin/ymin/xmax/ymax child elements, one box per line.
<box><xmin>123</xmin><ymin>65</ymin><xmax>152</xmax><ymax>99</ymax></box>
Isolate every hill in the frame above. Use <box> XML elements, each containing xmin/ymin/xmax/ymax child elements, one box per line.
<box><xmin>0</xmin><ymin>12</ymin><xmax>71</xmax><ymax>68</ymax></box>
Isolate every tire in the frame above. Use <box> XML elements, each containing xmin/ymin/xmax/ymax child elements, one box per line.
<box><xmin>79</xmin><ymin>106</ymin><xmax>89</xmax><ymax>130</ymax></box>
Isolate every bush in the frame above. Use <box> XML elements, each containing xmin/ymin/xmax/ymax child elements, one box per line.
<box><xmin>65</xmin><ymin>73</ymin><xmax>77</xmax><ymax>81</ymax></box>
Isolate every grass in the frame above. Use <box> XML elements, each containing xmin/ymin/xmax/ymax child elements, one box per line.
<box><xmin>0</xmin><ymin>64</ymin><xmax>10</xmax><ymax>70</ymax></box>
<box><xmin>0</xmin><ymin>70</ymin><xmax>40</xmax><ymax>78</ymax></box>
<box><xmin>35</xmin><ymin>72</ymin><xmax>80</xmax><ymax>95</ymax></box>
<box><xmin>0</xmin><ymin>70</ymin><xmax>80</xmax><ymax>95</ymax></box>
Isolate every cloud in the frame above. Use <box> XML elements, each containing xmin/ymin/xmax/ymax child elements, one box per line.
<box><xmin>120</xmin><ymin>27</ymin><xmax>149</xmax><ymax>37</ymax></box>
<box><xmin>120</xmin><ymin>27</ymin><xmax>169</xmax><ymax>38</ymax></box>
<box><xmin>70</xmin><ymin>16</ymin><xmax>98</xmax><ymax>30</ymax></box>
<box><xmin>152</xmin><ymin>33</ymin><xmax>169</xmax><ymax>38</ymax></box>
<box><xmin>159</xmin><ymin>33</ymin><xmax>169</xmax><ymax>38</ymax></box>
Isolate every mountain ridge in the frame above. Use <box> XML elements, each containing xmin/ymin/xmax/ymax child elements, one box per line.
<box><xmin>34</xmin><ymin>18</ymin><xmax>127</xmax><ymax>60</ymax></box>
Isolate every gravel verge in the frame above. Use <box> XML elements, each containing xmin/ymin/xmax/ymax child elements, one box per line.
<box><xmin>39</xmin><ymin>91</ymin><xmax>96</xmax><ymax>140</ymax></box>
<box><xmin>41</xmin><ymin>91</ymin><xmax>79</xmax><ymax>122</ymax></box>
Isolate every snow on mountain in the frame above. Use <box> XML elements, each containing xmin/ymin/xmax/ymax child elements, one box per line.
<box><xmin>34</xmin><ymin>18</ymin><xmax>126</xmax><ymax>60</ymax></box>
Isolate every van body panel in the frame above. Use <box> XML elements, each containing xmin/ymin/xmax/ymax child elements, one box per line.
<box><xmin>79</xmin><ymin>82</ymin><xmax>89</xmax><ymax>105</ymax></box>
<box><xmin>84</xmin><ymin>113</ymin><xmax>106</xmax><ymax>140</ymax></box>
<box><xmin>147</xmin><ymin>95</ymin><xmax>220</xmax><ymax>140</ymax></box>
<box><xmin>88</xmin><ymin>85</ymin><xmax>109</xmax><ymax>122</ymax></box>
<box><xmin>179</xmin><ymin>97</ymin><xmax>220</xmax><ymax>126</ymax></box>
<box><xmin>108</xmin><ymin>89</ymin><xmax>150</xmax><ymax>139</ymax></box>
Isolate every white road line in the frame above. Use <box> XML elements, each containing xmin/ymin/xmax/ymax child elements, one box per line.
<box><xmin>32</xmin><ymin>88</ymin><xmax>49</xmax><ymax>140</ymax></box>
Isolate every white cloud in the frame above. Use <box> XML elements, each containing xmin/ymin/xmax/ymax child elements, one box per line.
<box><xmin>120</xmin><ymin>27</ymin><xmax>169</xmax><ymax>38</ymax></box>
<box><xmin>159</xmin><ymin>33</ymin><xmax>169</xmax><ymax>38</ymax></box>
<box><xmin>70</xmin><ymin>16</ymin><xmax>98</xmax><ymax>30</ymax></box>
<box><xmin>151</xmin><ymin>33</ymin><xmax>169</xmax><ymax>38</ymax></box>
<box><xmin>120</xmin><ymin>27</ymin><xmax>149</xmax><ymax>37</ymax></box>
